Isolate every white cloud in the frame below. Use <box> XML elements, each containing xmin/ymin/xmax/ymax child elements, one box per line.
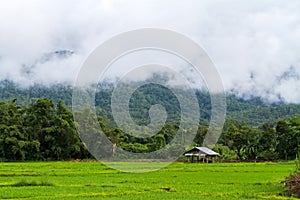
<box><xmin>0</xmin><ymin>0</ymin><xmax>300</xmax><ymax>102</ymax></box>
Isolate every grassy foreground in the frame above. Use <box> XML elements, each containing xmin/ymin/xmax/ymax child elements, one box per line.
<box><xmin>0</xmin><ymin>161</ymin><xmax>297</xmax><ymax>200</ymax></box>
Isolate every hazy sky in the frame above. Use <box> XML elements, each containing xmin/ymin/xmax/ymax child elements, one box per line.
<box><xmin>0</xmin><ymin>0</ymin><xmax>300</xmax><ymax>103</ymax></box>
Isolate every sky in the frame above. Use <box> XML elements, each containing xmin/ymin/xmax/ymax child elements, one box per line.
<box><xmin>0</xmin><ymin>0</ymin><xmax>300</xmax><ymax>103</ymax></box>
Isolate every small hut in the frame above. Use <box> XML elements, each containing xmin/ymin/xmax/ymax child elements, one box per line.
<box><xmin>184</xmin><ymin>147</ymin><xmax>220</xmax><ymax>163</ymax></box>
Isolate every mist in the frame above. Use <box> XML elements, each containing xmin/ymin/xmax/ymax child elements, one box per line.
<box><xmin>0</xmin><ymin>0</ymin><xmax>300</xmax><ymax>103</ymax></box>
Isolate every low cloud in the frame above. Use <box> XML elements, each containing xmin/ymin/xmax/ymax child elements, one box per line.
<box><xmin>0</xmin><ymin>0</ymin><xmax>300</xmax><ymax>103</ymax></box>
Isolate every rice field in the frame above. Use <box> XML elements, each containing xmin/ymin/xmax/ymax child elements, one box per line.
<box><xmin>0</xmin><ymin>161</ymin><xmax>297</xmax><ymax>199</ymax></box>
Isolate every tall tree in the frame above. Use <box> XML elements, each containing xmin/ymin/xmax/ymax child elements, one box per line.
<box><xmin>276</xmin><ymin>120</ymin><xmax>292</xmax><ymax>160</ymax></box>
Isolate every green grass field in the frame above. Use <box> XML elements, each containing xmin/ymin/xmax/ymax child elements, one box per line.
<box><xmin>0</xmin><ymin>161</ymin><xmax>297</xmax><ymax>200</ymax></box>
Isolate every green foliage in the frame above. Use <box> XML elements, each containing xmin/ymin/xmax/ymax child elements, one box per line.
<box><xmin>0</xmin><ymin>99</ymin><xmax>88</xmax><ymax>161</ymax></box>
<box><xmin>0</xmin><ymin>80</ymin><xmax>300</xmax><ymax>161</ymax></box>
<box><xmin>0</xmin><ymin>96</ymin><xmax>299</xmax><ymax>161</ymax></box>
<box><xmin>276</xmin><ymin>119</ymin><xmax>300</xmax><ymax>160</ymax></box>
<box><xmin>2</xmin><ymin>80</ymin><xmax>300</xmax><ymax>127</ymax></box>
<box><xmin>120</xmin><ymin>142</ymin><xmax>148</xmax><ymax>153</ymax></box>
<box><xmin>193</xmin><ymin>125</ymin><xmax>208</xmax><ymax>146</ymax></box>
<box><xmin>222</xmin><ymin>123</ymin><xmax>253</xmax><ymax>160</ymax></box>
<box><xmin>213</xmin><ymin>144</ymin><xmax>237</xmax><ymax>160</ymax></box>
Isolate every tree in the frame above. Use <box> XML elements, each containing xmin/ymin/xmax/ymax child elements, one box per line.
<box><xmin>26</xmin><ymin>99</ymin><xmax>84</xmax><ymax>160</ymax></box>
<box><xmin>193</xmin><ymin>125</ymin><xmax>208</xmax><ymax>146</ymax></box>
<box><xmin>154</xmin><ymin>134</ymin><xmax>166</xmax><ymax>150</ymax></box>
<box><xmin>258</xmin><ymin>123</ymin><xmax>278</xmax><ymax>160</ymax></box>
<box><xmin>26</xmin><ymin>99</ymin><xmax>56</xmax><ymax>159</ymax></box>
<box><xmin>223</xmin><ymin>123</ymin><xmax>253</xmax><ymax>160</ymax></box>
<box><xmin>51</xmin><ymin>101</ymin><xmax>84</xmax><ymax>160</ymax></box>
<box><xmin>276</xmin><ymin>120</ymin><xmax>292</xmax><ymax>160</ymax></box>
<box><xmin>276</xmin><ymin>118</ymin><xmax>300</xmax><ymax>160</ymax></box>
<box><xmin>243</xmin><ymin>128</ymin><xmax>261</xmax><ymax>161</ymax></box>
<box><xmin>0</xmin><ymin>100</ymin><xmax>39</xmax><ymax>161</ymax></box>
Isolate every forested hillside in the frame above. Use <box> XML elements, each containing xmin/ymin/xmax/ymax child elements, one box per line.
<box><xmin>0</xmin><ymin>80</ymin><xmax>299</xmax><ymax>161</ymax></box>
<box><xmin>1</xmin><ymin>80</ymin><xmax>300</xmax><ymax>126</ymax></box>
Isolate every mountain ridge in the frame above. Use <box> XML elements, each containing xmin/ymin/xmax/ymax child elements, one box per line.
<box><xmin>1</xmin><ymin>79</ymin><xmax>300</xmax><ymax>127</ymax></box>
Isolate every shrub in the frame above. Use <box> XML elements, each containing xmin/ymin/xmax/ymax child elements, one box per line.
<box><xmin>213</xmin><ymin>144</ymin><xmax>237</xmax><ymax>160</ymax></box>
<box><xmin>285</xmin><ymin>154</ymin><xmax>300</xmax><ymax>198</ymax></box>
<box><xmin>285</xmin><ymin>172</ymin><xmax>300</xmax><ymax>198</ymax></box>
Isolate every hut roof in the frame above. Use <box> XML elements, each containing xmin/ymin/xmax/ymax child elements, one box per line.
<box><xmin>184</xmin><ymin>147</ymin><xmax>220</xmax><ymax>156</ymax></box>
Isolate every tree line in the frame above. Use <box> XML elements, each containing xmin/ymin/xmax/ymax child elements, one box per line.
<box><xmin>0</xmin><ymin>98</ymin><xmax>299</xmax><ymax>161</ymax></box>
<box><xmin>0</xmin><ymin>99</ymin><xmax>89</xmax><ymax>161</ymax></box>
<box><xmin>212</xmin><ymin>118</ymin><xmax>300</xmax><ymax>160</ymax></box>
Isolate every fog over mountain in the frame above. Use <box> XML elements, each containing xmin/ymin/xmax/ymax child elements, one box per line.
<box><xmin>0</xmin><ymin>0</ymin><xmax>300</xmax><ymax>103</ymax></box>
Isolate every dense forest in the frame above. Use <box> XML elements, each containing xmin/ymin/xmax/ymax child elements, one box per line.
<box><xmin>2</xmin><ymin>80</ymin><xmax>300</xmax><ymax>126</ymax></box>
<box><xmin>0</xmin><ymin>80</ymin><xmax>299</xmax><ymax>161</ymax></box>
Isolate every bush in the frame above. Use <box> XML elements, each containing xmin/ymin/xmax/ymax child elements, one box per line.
<box><xmin>258</xmin><ymin>150</ymin><xmax>278</xmax><ymax>161</ymax></box>
<box><xmin>285</xmin><ymin>172</ymin><xmax>300</xmax><ymax>198</ymax></box>
<box><xmin>213</xmin><ymin>144</ymin><xmax>237</xmax><ymax>160</ymax></box>
<box><xmin>285</xmin><ymin>154</ymin><xmax>300</xmax><ymax>198</ymax></box>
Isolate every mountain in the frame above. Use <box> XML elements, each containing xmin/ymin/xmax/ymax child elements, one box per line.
<box><xmin>0</xmin><ymin>80</ymin><xmax>300</xmax><ymax>127</ymax></box>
